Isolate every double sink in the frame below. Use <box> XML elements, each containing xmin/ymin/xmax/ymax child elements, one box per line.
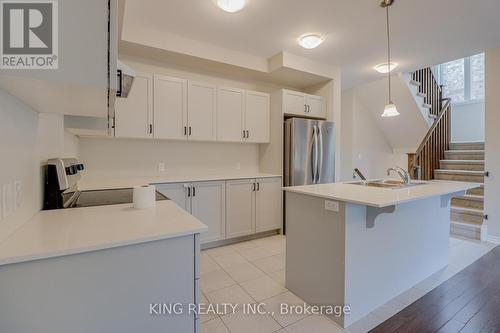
<box><xmin>349</xmin><ymin>179</ymin><xmax>428</xmax><ymax>189</ymax></box>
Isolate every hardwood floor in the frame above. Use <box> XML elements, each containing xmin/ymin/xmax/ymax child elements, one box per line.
<box><xmin>370</xmin><ymin>245</ymin><xmax>500</xmax><ymax>333</ymax></box>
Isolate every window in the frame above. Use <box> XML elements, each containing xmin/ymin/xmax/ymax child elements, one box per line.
<box><xmin>438</xmin><ymin>53</ymin><xmax>485</xmax><ymax>104</ymax></box>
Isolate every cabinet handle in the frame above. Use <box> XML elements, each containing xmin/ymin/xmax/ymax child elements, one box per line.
<box><xmin>189</xmin><ymin>127</ymin><xmax>192</xmax><ymax>136</ymax></box>
<box><xmin>149</xmin><ymin>124</ymin><xmax>153</xmax><ymax>134</ymax></box>
<box><xmin>307</xmin><ymin>105</ymin><xmax>310</xmax><ymax>113</ymax></box>
<box><xmin>192</xmin><ymin>186</ymin><xmax>196</xmax><ymax>197</ymax></box>
<box><xmin>257</xmin><ymin>182</ymin><xmax>260</xmax><ymax>191</ymax></box>
<box><xmin>304</xmin><ymin>104</ymin><xmax>307</xmax><ymax>112</ymax></box>
<box><xmin>184</xmin><ymin>126</ymin><xmax>187</xmax><ymax>136</ymax></box>
<box><xmin>252</xmin><ymin>183</ymin><xmax>256</xmax><ymax>191</ymax></box>
<box><xmin>187</xmin><ymin>187</ymin><xmax>191</xmax><ymax>197</ymax></box>
<box><xmin>246</xmin><ymin>130</ymin><xmax>250</xmax><ymax>138</ymax></box>
<box><xmin>242</xmin><ymin>130</ymin><xmax>246</xmax><ymax>138</ymax></box>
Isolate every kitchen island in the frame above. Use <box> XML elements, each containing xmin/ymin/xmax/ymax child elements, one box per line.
<box><xmin>283</xmin><ymin>179</ymin><xmax>478</xmax><ymax>328</ymax></box>
<box><xmin>0</xmin><ymin>201</ymin><xmax>207</xmax><ymax>333</ymax></box>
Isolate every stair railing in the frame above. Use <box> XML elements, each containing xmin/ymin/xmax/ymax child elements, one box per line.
<box><xmin>412</xmin><ymin>68</ymin><xmax>443</xmax><ymax>117</ymax></box>
<box><xmin>409</xmin><ymin>98</ymin><xmax>452</xmax><ymax>180</ymax></box>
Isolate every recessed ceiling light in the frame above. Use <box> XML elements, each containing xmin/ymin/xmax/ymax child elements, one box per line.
<box><xmin>298</xmin><ymin>34</ymin><xmax>324</xmax><ymax>49</ymax></box>
<box><xmin>216</xmin><ymin>0</ymin><xmax>246</xmax><ymax>13</ymax></box>
<box><xmin>374</xmin><ymin>62</ymin><xmax>398</xmax><ymax>74</ymax></box>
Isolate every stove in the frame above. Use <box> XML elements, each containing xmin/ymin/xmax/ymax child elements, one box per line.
<box><xmin>44</xmin><ymin>158</ymin><xmax>168</xmax><ymax>210</ymax></box>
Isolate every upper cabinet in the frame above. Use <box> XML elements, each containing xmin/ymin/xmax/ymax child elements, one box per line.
<box><xmin>216</xmin><ymin>88</ymin><xmax>270</xmax><ymax>143</ymax></box>
<box><xmin>245</xmin><ymin>90</ymin><xmax>270</xmax><ymax>143</ymax></box>
<box><xmin>114</xmin><ymin>73</ymin><xmax>153</xmax><ymax>139</ymax></box>
<box><xmin>282</xmin><ymin>89</ymin><xmax>326</xmax><ymax>119</ymax></box>
<box><xmin>154</xmin><ymin>75</ymin><xmax>187</xmax><ymax>140</ymax></box>
<box><xmin>114</xmin><ymin>72</ymin><xmax>270</xmax><ymax>144</ymax></box>
<box><xmin>188</xmin><ymin>82</ymin><xmax>217</xmax><ymax>141</ymax></box>
<box><xmin>217</xmin><ymin>87</ymin><xmax>245</xmax><ymax>142</ymax></box>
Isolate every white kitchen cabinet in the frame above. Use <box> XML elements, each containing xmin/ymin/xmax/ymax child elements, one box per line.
<box><xmin>217</xmin><ymin>87</ymin><xmax>245</xmax><ymax>142</ymax></box>
<box><xmin>306</xmin><ymin>94</ymin><xmax>326</xmax><ymax>118</ymax></box>
<box><xmin>283</xmin><ymin>89</ymin><xmax>307</xmax><ymax>116</ymax></box>
<box><xmin>154</xmin><ymin>75</ymin><xmax>187</xmax><ymax>140</ymax></box>
<box><xmin>114</xmin><ymin>73</ymin><xmax>153</xmax><ymax>138</ymax></box>
<box><xmin>156</xmin><ymin>181</ymin><xmax>225</xmax><ymax>244</ymax></box>
<box><xmin>155</xmin><ymin>183</ymin><xmax>190</xmax><ymax>211</ymax></box>
<box><xmin>245</xmin><ymin>90</ymin><xmax>270</xmax><ymax>143</ymax></box>
<box><xmin>282</xmin><ymin>89</ymin><xmax>326</xmax><ymax>119</ymax></box>
<box><xmin>188</xmin><ymin>81</ymin><xmax>217</xmax><ymax>141</ymax></box>
<box><xmin>226</xmin><ymin>179</ymin><xmax>255</xmax><ymax>239</ymax></box>
<box><xmin>190</xmin><ymin>181</ymin><xmax>226</xmax><ymax>243</ymax></box>
<box><xmin>255</xmin><ymin>177</ymin><xmax>282</xmax><ymax>232</ymax></box>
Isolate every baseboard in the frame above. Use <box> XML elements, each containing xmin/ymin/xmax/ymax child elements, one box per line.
<box><xmin>487</xmin><ymin>234</ymin><xmax>500</xmax><ymax>245</ymax></box>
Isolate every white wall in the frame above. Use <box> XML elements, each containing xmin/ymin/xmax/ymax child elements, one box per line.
<box><xmin>0</xmin><ymin>89</ymin><xmax>79</xmax><ymax>243</ymax></box>
<box><xmin>451</xmin><ymin>102</ymin><xmax>485</xmax><ymax>142</ymax></box>
<box><xmin>341</xmin><ymin>89</ymin><xmax>403</xmax><ymax>181</ymax></box>
<box><xmin>485</xmin><ymin>48</ymin><xmax>500</xmax><ymax>243</ymax></box>
<box><xmin>79</xmin><ymin>138</ymin><xmax>259</xmax><ymax>181</ymax></box>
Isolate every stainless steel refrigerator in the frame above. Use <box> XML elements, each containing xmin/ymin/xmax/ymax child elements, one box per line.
<box><xmin>284</xmin><ymin>118</ymin><xmax>335</xmax><ymax>186</ymax></box>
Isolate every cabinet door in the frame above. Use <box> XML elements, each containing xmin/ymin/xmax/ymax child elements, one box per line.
<box><xmin>245</xmin><ymin>90</ymin><xmax>270</xmax><ymax>143</ymax></box>
<box><xmin>283</xmin><ymin>89</ymin><xmax>306</xmax><ymax>116</ymax></box>
<box><xmin>155</xmin><ymin>183</ymin><xmax>190</xmax><ymax>211</ymax></box>
<box><xmin>226</xmin><ymin>179</ymin><xmax>255</xmax><ymax>239</ymax></box>
<box><xmin>217</xmin><ymin>87</ymin><xmax>244</xmax><ymax>142</ymax></box>
<box><xmin>255</xmin><ymin>177</ymin><xmax>282</xmax><ymax>233</ymax></box>
<box><xmin>114</xmin><ymin>73</ymin><xmax>153</xmax><ymax>138</ymax></box>
<box><xmin>191</xmin><ymin>181</ymin><xmax>226</xmax><ymax>244</ymax></box>
<box><xmin>154</xmin><ymin>75</ymin><xmax>187</xmax><ymax>140</ymax></box>
<box><xmin>188</xmin><ymin>81</ymin><xmax>216</xmax><ymax>141</ymax></box>
<box><xmin>306</xmin><ymin>94</ymin><xmax>326</xmax><ymax>119</ymax></box>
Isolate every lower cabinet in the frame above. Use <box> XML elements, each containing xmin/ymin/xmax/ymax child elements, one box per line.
<box><xmin>255</xmin><ymin>177</ymin><xmax>282</xmax><ymax>232</ymax></box>
<box><xmin>156</xmin><ymin>181</ymin><xmax>225</xmax><ymax>244</ymax></box>
<box><xmin>226</xmin><ymin>177</ymin><xmax>282</xmax><ymax>238</ymax></box>
<box><xmin>156</xmin><ymin>177</ymin><xmax>282</xmax><ymax>244</ymax></box>
<box><xmin>225</xmin><ymin>179</ymin><xmax>255</xmax><ymax>239</ymax></box>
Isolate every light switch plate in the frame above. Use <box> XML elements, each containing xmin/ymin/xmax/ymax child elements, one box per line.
<box><xmin>158</xmin><ymin>162</ymin><xmax>166</xmax><ymax>172</ymax></box>
<box><xmin>325</xmin><ymin>200</ymin><xmax>340</xmax><ymax>212</ymax></box>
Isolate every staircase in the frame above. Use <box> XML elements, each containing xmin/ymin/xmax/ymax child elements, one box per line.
<box><xmin>434</xmin><ymin>142</ymin><xmax>485</xmax><ymax>240</ymax></box>
<box><xmin>407</xmin><ymin>66</ymin><xmax>486</xmax><ymax>241</ymax></box>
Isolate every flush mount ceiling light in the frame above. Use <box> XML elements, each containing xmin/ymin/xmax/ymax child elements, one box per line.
<box><xmin>298</xmin><ymin>34</ymin><xmax>324</xmax><ymax>49</ymax></box>
<box><xmin>216</xmin><ymin>0</ymin><xmax>246</xmax><ymax>13</ymax></box>
<box><xmin>380</xmin><ymin>0</ymin><xmax>400</xmax><ymax>118</ymax></box>
<box><xmin>374</xmin><ymin>62</ymin><xmax>398</xmax><ymax>74</ymax></box>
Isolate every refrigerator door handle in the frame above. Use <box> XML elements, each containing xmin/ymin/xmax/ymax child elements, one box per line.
<box><xmin>311</xmin><ymin>125</ymin><xmax>319</xmax><ymax>184</ymax></box>
<box><xmin>317</xmin><ymin>125</ymin><xmax>323</xmax><ymax>183</ymax></box>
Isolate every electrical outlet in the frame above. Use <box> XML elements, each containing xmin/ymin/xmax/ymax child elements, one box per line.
<box><xmin>158</xmin><ymin>162</ymin><xmax>166</xmax><ymax>172</ymax></box>
<box><xmin>14</xmin><ymin>180</ymin><xmax>21</xmax><ymax>208</ymax></box>
<box><xmin>325</xmin><ymin>200</ymin><xmax>339</xmax><ymax>212</ymax></box>
<box><xmin>2</xmin><ymin>183</ymin><xmax>13</xmax><ymax>219</ymax></box>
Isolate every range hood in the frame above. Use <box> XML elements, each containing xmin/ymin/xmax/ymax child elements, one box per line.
<box><xmin>116</xmin><ymin>61</ymin><xmax>136</xmax><ymax>98</ymax></box>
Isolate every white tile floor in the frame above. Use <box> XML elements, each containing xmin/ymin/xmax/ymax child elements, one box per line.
<box><xmin>200</xmin><ymin>235</ymin><xmax>496</xmax><ymax>333</ymax></box>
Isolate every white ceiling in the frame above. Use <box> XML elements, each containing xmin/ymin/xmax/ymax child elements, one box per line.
<box><xmin>123</xmin><ymin>0</ymin><xmax>500</xmax><ymax>89</ymax></box>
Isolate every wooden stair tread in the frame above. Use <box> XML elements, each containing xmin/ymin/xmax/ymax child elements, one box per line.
<box><xmin>451</xmin><ymin>220</ymin><xmax>482</xmax><ymax>229</ymax></box>
<box><xmin>451</xmin><ymin>206</ymin><xmax>484</xmax><ymax>215</ymax></box>
<box><xmin>440</xmin><ymin>160</ymin><xmax>484</xmax><ymax>164</ymax></box>
<box><xmin>456</xmin><ymin>194</ymin><xmax>484</xmax><ymax>201</ymax></box>
<box><xmin>409</xmin><ymin>80</ymin><xmax>421</xmax><ymax>86</ymax></box>
<box><xmin>445</xmin><ymin>150</ymin><xmax>485</xmax><ymax>153</ymax></box>
<box><xmin>434</xmin><ymin>169</ymin><xmax>484</xmax><ymax>175</ymax></box>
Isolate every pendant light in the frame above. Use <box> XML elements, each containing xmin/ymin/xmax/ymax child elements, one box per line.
<box><xmin>380</xmin><ymin>0</ymin><xmax>400</xmax><ymax>117</ymax></box>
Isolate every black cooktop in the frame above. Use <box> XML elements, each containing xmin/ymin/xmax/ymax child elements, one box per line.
<box><xmin>62</xmin><ymin>188</ymin><xmax>168</xmax><ymax>208</ymax></box>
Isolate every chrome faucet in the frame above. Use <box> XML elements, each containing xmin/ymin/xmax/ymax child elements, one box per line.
<box><xmin>387</xmin><ymin>167</ymin><xmax>411</xmax><ymax>184</ymax></box>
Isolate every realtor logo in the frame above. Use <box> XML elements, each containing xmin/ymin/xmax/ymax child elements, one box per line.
<box><xmin>1</xmin><ymin>0</ymin><xmax>58</xmax><ymax>69</ymax></box>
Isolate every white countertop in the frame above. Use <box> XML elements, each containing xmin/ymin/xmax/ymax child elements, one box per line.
<box><xmin>0</xmin><ymin>201</ymin><xmax>207</xmax><ymax>266</ymax></box>
<box><xmin>283</xmin><ymin>180</ymin><xmax>479</xmax><ymax>208</ymax></box>
<box><xmin>79</xmin><ymin>173</ymin><xmax>282</xmax><ymax>191</ymax></box>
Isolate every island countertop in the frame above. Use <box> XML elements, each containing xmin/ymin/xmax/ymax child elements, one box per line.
<box><xmin>283</xmin><ymin>179</ymin><xmax>479</xmax><ymax>208</ymax></box>
<box><xmin>0</xmin><ymin>201</ymin><xmax>207</xmax><ymax>266</ymax></box>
